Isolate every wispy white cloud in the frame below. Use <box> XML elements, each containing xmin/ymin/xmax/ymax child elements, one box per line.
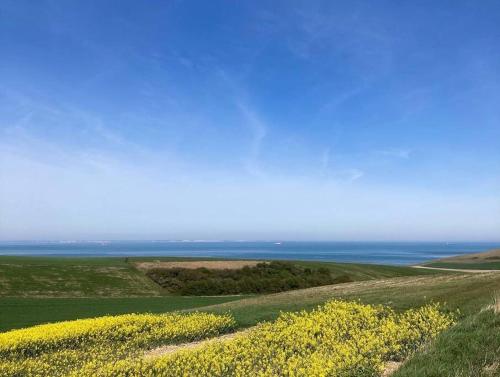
<box><xmin>213</xmin><ymin>68</ymin><xmax>270</xmax><ymax>177</ymax></box>
<box><xmin>0</xmin><ymin>89</ymin><xmax>153</xmax><ymax>156</ymax></box>
<box><xmin>318</xmin><ymin>148</ymin><xmax>364</xmax><ymax>182</ymax></box>
<box><xmin>334</xmin><ymin>168</ymin><xmax>364</xmax><ymax>182</ymax></box>
<box><xmin>235</xmin><ymin>101</ymin><xmax>268</xmax><ymax>177</ymax></box>
<box><xmin>378</xmin><ymin>148</ymin><xmax>412</xmax><ymax>159</ymax></box>
<box><xmin>320</xmin><ymin>147</ymin><xmax>330</xmax><ymax>173</ymax></box>
<box><xmin>320</xmin><ymin>84</ymin><xmax>369</xmax><ymax>113</ymax></box>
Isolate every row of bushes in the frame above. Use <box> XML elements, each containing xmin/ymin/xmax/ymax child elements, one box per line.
<box><xmin>146</xmin><ymin>261</ymin><xmax>353</xmax><ymax>295</ymax></box>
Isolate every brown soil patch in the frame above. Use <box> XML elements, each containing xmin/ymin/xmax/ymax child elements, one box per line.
<box><xmin>135</xmin><ymin>260</ymin><xmax>263</xmax><ymax>271</ymax></box>
<box><xmin>484</xmin><ymin>362</ymin><xmax>499</xmax><ymax>375</ymax></box>
<box><xmin>382</xmin><ymin>361</ymin><xmax>403</xmax><ymax>376</ymax></box>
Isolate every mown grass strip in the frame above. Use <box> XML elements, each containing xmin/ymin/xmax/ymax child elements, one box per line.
<box><xmin>196</xmin><ymin>273</ymin><xmax>500</xmax><ymax>326</ymax></box>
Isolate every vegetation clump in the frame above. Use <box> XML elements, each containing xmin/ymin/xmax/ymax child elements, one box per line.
<box><xmin>146</xmin><ymin>261</ymin><xmax>352</xmax><ymax>295</ymax></box>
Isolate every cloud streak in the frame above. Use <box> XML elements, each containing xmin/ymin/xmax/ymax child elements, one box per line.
<box><xmin>235</xmin><ymin>101</ymin><xmax>268</xmax><ymax>176</ymax></box>
<box><xmin>1</xmin><ymin>1</ymin><xmax>499</xmax><ymax>241</ymax></box>
<box><xmin>378</xmin><ymin>148</ymin><xmax>412</xmax><ymax>159</ymax></box>
<box><xmin>1</xmin><ymin>140</ymin><xmax>498</xmax><ymax>241</ymax></box>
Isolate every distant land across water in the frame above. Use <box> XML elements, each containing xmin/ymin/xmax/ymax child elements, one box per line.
<box><xmin>1</xmin><ymin>241</ymin><xmax>499</xmax><ymax>265</ymax></box>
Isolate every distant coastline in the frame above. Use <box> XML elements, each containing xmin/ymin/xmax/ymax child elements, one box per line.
<box><xmin>1</xmin><ymin>241</ymin><xmax>499</xmax><ymax>266</ymax></box>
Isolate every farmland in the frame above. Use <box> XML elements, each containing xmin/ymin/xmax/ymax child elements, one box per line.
<box><xmin>0</xmin><ymin>301</ymin><xmax>454</xmax><ymax>377</ymax></box>
<box><xmin>0</xmin><ymin>256</ymin><xmax>439</xmax><ymax>330</ymax></box>
<box><xmin>0</xmin><ymin>254</ymin><xmax>499</xmax><ymax>376</ymax></box>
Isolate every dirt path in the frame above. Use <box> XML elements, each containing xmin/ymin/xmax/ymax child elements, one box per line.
<box><xmin>144</xmin><ymin>329</ymin><xmax>252</xmax><ymax>358</ymax></box>
<box><xmin>412</xmin><ymin>265</ymin><xmax>500</xmax><ymax>273</ymax></box>
<box><xmin>145</xmin><ymin>330</ymin><xmax>403</xmax><ymax>376</ymax></box>
<box><xmin>382</xmin><ymin>361</ymin><xmax>403</xmax><ymax>376</ymax></box>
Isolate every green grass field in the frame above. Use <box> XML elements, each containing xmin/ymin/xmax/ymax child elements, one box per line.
<box><xmin>0</xmin><ymin>256</ymin><xmax>161</xmax><ymax>297</ymax></box>
<box><xmin>293</xmin><ymin>260</ymin><xmax>442</xmax><ymax>279</ymax></box>
<box><xmin>0</xmin><ymin>256</ymin><xmax>440</xmax><ymax>331</ymax></box>
<box><xmin>0</xmin><ymin>296</ymin><xmax>243</xmax><ymax>332</ymax></box>
<box><xmin>0</xmin><ymin>256</ymin><xmax>438</xmax><ymax>298</ymax></box>
<box><xmin>0</xmin><ymin>255</ymin><xmax>499</xmax><ymax>375</ymax></box>
<box><xmin>425</xmin><ymin>261</ymin><xmax>500</xmax><ymax>270</ymax></box>
<box><xmin>423</xmin><ymin>248</ymin><xmax>500</xmax><ymax>271</ymax></box>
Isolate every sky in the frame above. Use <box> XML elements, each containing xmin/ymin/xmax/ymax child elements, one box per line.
<box><xmin>0</xmin><ymin>0</ymin><xmax>499</xmax><ymax>241</ymax></box>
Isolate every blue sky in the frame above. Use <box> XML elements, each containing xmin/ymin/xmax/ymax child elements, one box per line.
<box><xmin>1</xmin><ymin>0</ymin><xmax>499</xmax><ymax>241</ymax></box>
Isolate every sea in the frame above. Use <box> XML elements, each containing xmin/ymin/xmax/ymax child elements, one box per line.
<box><xmin>0</xmin><ymin>241</ymin><xmax>499</xmax><ymax>266</ymax></box>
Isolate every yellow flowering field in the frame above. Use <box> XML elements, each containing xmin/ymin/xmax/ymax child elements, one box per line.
<box><xmin>0</xmin><ymin>301</ymin><xmax>454</xmax><ymax>377</ymax></box>
<box><xmin>0</xmin><ymin>312</ymin><xmax>235</xmax><ymax>377</ymax></box>
<box><xmin>89</xmin><ymin>301</ymin><xmax>454</xmax><ymax>377</ymax></box>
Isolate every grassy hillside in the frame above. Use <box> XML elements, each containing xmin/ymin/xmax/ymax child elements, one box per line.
<box><xmin>0</xmin><ymin>256</ymin><xmax>440</xmax><ymax>331</ymax></box>
<box><xmin>423</xmin><ymin>248</ymin><xmax>500</xmax><ymax>270</ymax></box>
<box><xmin>0</xmin><ymin>256</ymin><xmax>439</xmax><ymax>298</ymax></box>
<box><xmin>424</xmin><ymin>261</ymin><xmax>500</xmax><ymax>270</ymax></box>
<box><xmin>293</xmin><ymin>260</ymin><xmax>442</xmax><ymax>279</ymax></box>
<box><xmin>0</xmin><ymin>256</ymin><xmax>243</xmax><ymax>330</ymax></box>
<box><xmin>197</xmin><ymin>272</ymin><xmax>500</xmax><ymax>327</ymax></box>
<box><xmin>0</xmin><ymin>256</ymin><xmax>161</xmax><ymax>297</ymax></box>
<box><xmin>1</xmin><ymin>256</ymin><xmax>499</xmax><ymax>375</ymax></box>
<box><xmin>192</xmin><ymin>270</ymin><xmax>500</xmax><ymax>376</ymax></box>
<box><xmin>395</xmin><ymin>307</ymin><xmax>500</xmax><ymax>377</ymax></box>
<box><xmin>131</xmin><ymin>256</ymin><xmax>442</xmax><ymax>280</ymax></box>
<box><xmin>4</xmin><ymin>269</ymin><xmax>498</xmax><ymax>375</ymax></box>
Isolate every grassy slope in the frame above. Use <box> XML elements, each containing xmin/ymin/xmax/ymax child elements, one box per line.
<box><xmin>195</xmin><ymin>269</ymin><xmax>500</xmax><ymax>376</ymax></box>
<box><xmin>425</xmin><ymin>261</ymin><xmax>500</xmax><ymax>270</ymax></box>
<box><xmin>0</xmin><ymin>256</ymin><xmax>437</xmax><ymax>298</ymax></box>
<box><xmin>0</xmin><ymin>256</ymin><xmax>161</xmax><ymax>297</ymax></box>
<box><xmin>130</xmin><ymin>256</ymin><xmax>440</xmax><ymax>279</ymax></box>
<box><xmin>293</xmin><ymin>260</ymin><xmax>441</xmax><ymax>279</ymax></box>
<box><xmin>2</xmin><ymin>256</ymin><xmax>498</xmax><ymax>374</ymax></box>
<box><xmin>197</xmin><ymin>272</ymin><xmax>500</xmax><ymax>327</ymax></box>
<box><xmin>394</xmin><ymin>309</ymin><xmax>500</xmax><ymax>377</ymax></box>
<box><xmin>0</xmin><ymin>257</ymin><xmax>244</xmax><ymax>331</ymax></box>
<box><xmin>424</xmin><ymin>248</ymin><xmax>500</xmax><ymax>270</ymax></box>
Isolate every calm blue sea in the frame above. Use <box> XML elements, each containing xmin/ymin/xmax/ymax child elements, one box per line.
<box><xmin>0</xmin><ymin>241</ymin><xmax>499</xmax><ymax>265</ymax></box>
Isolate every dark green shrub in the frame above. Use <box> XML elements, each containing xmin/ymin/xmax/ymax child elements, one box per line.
<box><xmin>146</xmin><ymin>262</ymin><xmax>353</xmax><ymax>296</ymax></box>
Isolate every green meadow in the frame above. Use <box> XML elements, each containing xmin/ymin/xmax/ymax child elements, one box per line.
<box><xmin>0</xmin><ymin>256</ymin><xmax>439</xmax><ymax>330</ymax></box>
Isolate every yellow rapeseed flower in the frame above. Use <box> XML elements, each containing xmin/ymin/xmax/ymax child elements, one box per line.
<box><xmin>0</xmin><ymin>301</ymin><xmax>454</xmax><ymax>377</ymax></box>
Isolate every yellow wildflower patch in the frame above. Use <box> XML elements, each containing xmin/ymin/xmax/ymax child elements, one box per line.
<box><xmin>0</xmin><ymin>312</ymin><xmax>235</xmax><ymax>376</ymax></box>
<box><xmin>92</xmin><ymin>301</ymin><xmax>454</xmax><ymax>377</ymax></box>
<box><xmin>0</xmin><ymin>301</ymin><xmax>454</xmax><ymax>377</ymax></box>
